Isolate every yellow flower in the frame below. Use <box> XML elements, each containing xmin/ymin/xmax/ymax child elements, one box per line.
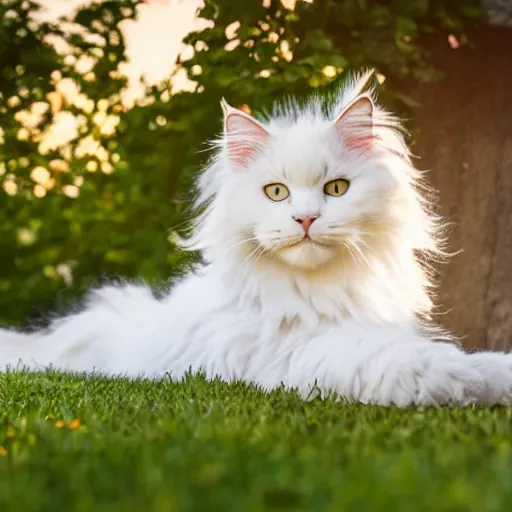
<box><xmin>69</xmin><ymin>419</ymin><xmax>81</xmax><ymax>430</ymax></box>
<box><xmin>0</xmin><ymin>446</ymin><xmax>7</xmax><ymax>456</ymax></box>
<box><xmin>6</xmin><ymin>425</ymin><xmax>16</xmax><ymax>438</ymax></box>
<box><xmin>55</xmin><ymin>420</ymin><xmax>65</xmax><ymax>429</ymax></box>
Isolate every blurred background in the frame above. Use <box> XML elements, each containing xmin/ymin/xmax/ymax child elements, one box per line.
<box><xmin>0</xmin><ymin>0</ymin><xmax>510</xmax><ymax>349</ymax></box>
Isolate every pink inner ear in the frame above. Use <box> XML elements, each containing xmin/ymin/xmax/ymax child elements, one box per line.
<box><xmin>334</xmin><ymin>96</ymin><xmax>374</xmax><ymax>151</ymax></box>
<box><xmin>225</xmin><ymin>112</ymin><xmax>269</xmax><ymax>168</ymax></box>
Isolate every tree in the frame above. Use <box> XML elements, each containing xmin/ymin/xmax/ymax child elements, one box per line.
<box><xmin>0</xmin><ymin>0</ymin><xmax>482</xmax><ymax>329</ymax></box>
<box><xmin>413</xmin><ymin>1</ymin><xmax>512</xmax><ymax>349</ymax></box>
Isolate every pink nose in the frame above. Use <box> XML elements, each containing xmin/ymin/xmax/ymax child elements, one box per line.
<box><xmin>294</xmin><ymin>215</ymin><xmax>319</xmax><ymax>235</ymax></box>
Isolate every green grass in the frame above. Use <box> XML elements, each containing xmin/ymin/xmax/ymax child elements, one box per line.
<box><xmin>1</xmin><ymin>372</ymin><xmax>512</xmax><ymax>512</ymax></box>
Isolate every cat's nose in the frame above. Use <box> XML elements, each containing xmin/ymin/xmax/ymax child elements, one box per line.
<box><xmin>293</xmin><ymin>215</ymin><xmax>319</xmax><ymax>235</ymax></box>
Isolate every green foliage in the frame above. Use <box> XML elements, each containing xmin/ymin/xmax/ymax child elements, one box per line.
<box><xmin>0</xmin><ymin>0</ymin><xmax>481</xmax><ymax>325</ymax></box>
<box><xmin>182</xmin><ymin>0</ymin><xmax>481</xmax><ymax>111</ymax></box>
<box><xmin>1</xmin><ymin>371</ymin><xmax>512</xmax><ymax>511</ymax></box>
<box><xmin>0</xmin><ymin>0</ymin><xmax>191</xmax><ymax>324</ymax></box>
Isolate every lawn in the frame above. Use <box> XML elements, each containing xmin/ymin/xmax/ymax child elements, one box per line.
<box><xmin>1</xmin><ymin>371</ymin><xmax>512</xmax><ymax>512</ymax></box>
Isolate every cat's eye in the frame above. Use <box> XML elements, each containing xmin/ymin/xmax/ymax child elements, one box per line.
<box><xmin>263</xmin><ymin>183</ymin><xmax>290</xmax><ymax>202</ymax></box>
<box><xmin>324</xmin><ymin>178</ymin><xmax>349</xmax><ymax>197</ymax></box>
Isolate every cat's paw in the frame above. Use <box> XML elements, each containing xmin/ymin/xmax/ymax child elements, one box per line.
<box><xmin>362</xmin><ymin>343</ymin><xmax>512</xmax><ymax>407</ymax></box>
<box><xmin>465</xmin><ymin>351</ymin><xmax>512</xmax><ymax>405</ymax></box>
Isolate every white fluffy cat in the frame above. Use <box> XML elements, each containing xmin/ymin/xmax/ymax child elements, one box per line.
<box><xmin>1</xmin><ymin>71</ymin><xmax>511</xmax><ymax>407</ymax></box>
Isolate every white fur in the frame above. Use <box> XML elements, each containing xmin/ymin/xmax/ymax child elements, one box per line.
<box><xmin>1</xmin><ymin>71</ymin><xmax>511</xmax><ymax>407</ymax></box>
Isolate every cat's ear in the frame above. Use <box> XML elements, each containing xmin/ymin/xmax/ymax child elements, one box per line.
<box><xmin>222</xmin><ymin>99</ymin><xmax>269</xmax><ymax>168</ymax></box>
<box><xmin>333</xmin><ymin>95</ymin><xmax>374</xmax><ymax>151</ymax></box>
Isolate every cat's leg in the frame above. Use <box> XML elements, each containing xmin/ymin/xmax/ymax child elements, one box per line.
<box><xmin>288</xmin><ymin>325</ymin><xmax>512</xmax><ymax>407</ymax></box>
<box><xmin>355</xmin><ymin>341</ymin><xmax>512</xmax><ymax>406</ymax></box>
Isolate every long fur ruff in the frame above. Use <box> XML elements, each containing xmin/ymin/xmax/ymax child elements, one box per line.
<box><xmin>1</xmin><ymin>71</ymin><xmax>511</xmax><ymax>407</ymax></box>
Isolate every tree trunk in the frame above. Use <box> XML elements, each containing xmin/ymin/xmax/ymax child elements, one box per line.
<box><xmin>413</xmin><ymin>25</ymin><xmax>512</xmax><ymax>350</ymax></box>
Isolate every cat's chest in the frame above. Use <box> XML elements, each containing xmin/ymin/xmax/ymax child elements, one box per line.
<box><xmin>188</xmin><ymin>303</ymin><xmax>332</xmax><ymax>355</ymax></box>
<box><xmin>162</xmin><ymin>270</ymin><xmax>341</xmax><ymax>363</ymax></box>
<box><xmin>183</xmin><ymin>306</ymin><xmax>341</xmax><ymax>385</ymax></box>
<box><xmin>159</xmin><ymin>277</ymin><xmax>344</xmax><ymax>381</ymax></box>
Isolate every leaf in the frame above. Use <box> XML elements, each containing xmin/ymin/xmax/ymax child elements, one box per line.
<box><xmin>457</xmin><ymin>2</ymin><xmax>482</xmax><ymax>19</ymax></box>
<box><xmin>329</xmin><ymin>55</ymin><xmax>348</xmax><ymax>68</ymax></box>
<box><xmin>396</xmin><ymin>16</ymin><xmax>418</xmax><ymax>37</ymax></box>
<box><xmin>391</xmin><ymin>0</ymin><xmax>429</xmax><ymax>17</ymax></box>
<box><xmin>395</xmin><ymin>38</ymin><xmax>417</xmax><ymax>55</ymax></box>
<box><xmin>304</xmin><ymin>30</ymin><xmax>333</xmax><ymax>52</ymax></box>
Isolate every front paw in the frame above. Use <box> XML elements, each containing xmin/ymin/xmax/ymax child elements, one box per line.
<box><xmin>361</xmin><ymin>343</ymin><xmax>512</xmax><ymax>407</ymax></box>
<box><xmin>466</xmin><ymin>352</ymin><xmax>512</xmax><ymax>405</ymax></box>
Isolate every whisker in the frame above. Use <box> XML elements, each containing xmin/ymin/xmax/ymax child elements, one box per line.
<box><xmin>241</xmin><ymin>245</ymin><xmax>267</xmax><ymax>274</ymax></box>
<box><xmin>220</xmin><ymin>230</ymin><xmax>263</xmax><ymax>256</ymax></box>
<box><xmin>342</xmin><ymin>242</ymin><xmax>362</xmax><ymax>268</ymax></box>
<box><xmin>346</xmin><ymin>239</ymin><xmax>376</xmax><ymax>273</ymax></box>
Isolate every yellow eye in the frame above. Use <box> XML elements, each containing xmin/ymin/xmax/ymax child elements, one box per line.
<box><xmin>263</xmin><ymin>183</ymin><xmax>290</xmax><ymax>202</ymax></box>
<box><xmin>324</xmin><ymin>178</ymin><xmax>349</xmax><ymax>197</ymax></box>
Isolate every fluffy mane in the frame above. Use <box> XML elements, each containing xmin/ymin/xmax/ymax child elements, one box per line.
<box><xmin>182</xmin><ymin>71</ymin><xmax>446</xmax><ymax>330</ymax></box>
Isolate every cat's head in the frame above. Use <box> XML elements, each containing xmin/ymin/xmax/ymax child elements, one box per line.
<box><xmin>188</xmin><ymin>72</ymin><xmax>440</xmax><ymax>298</ymax></box>
<box><xmin>217</xmin><ymin>92</ymin><xmax>391</xmax><ymax>272</ymax></box>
